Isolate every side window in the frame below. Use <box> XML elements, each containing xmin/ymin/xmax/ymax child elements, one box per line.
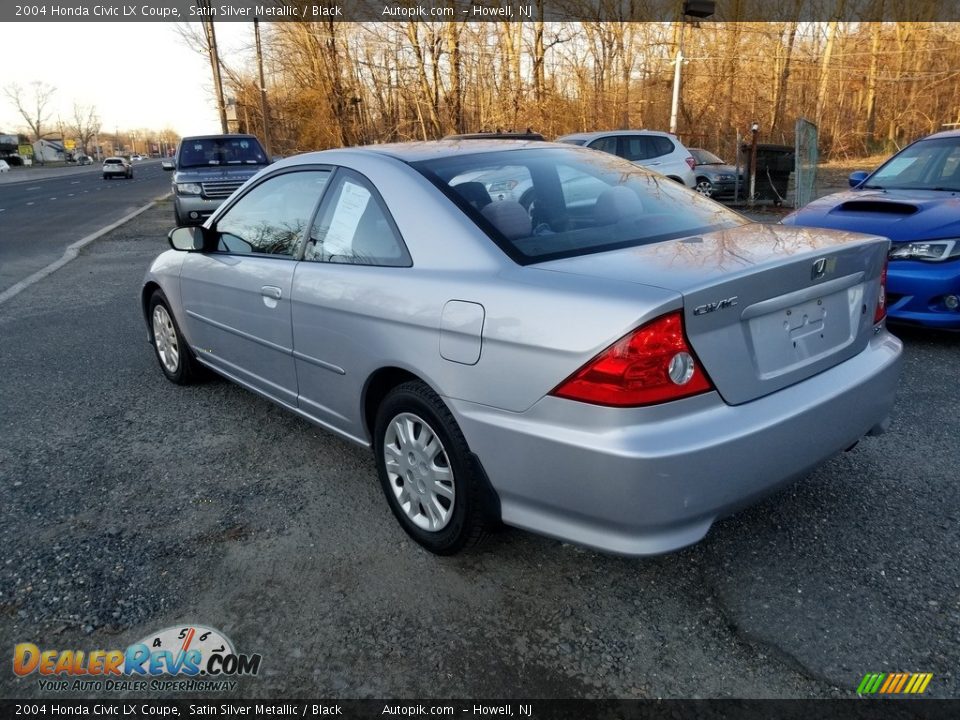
<box><xmin>305</xmin><ymin>171</ymin><xmax>411</xmax><ymax>267</ymax></box>
<box><xmin>587</xmin><ymin>136</ymin><xmax>618</xmax><ymax>156</ymax></box>
<box><xmin>215</xmin><ymin>171</ymin><xmax>330</xmax><ymax>257</ymax></box>
<box><xmin>650</xmin><ymin>136</ymin><xmax>675</xmax><ymax>158</ymax></box>
<box><xmin>623</xmin><ymin>136</ymin><xmax>654</xmax><ymax>162</ymax></box>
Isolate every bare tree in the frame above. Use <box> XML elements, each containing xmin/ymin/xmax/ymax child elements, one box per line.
<box><xmin>3</xmin><ymin>81</ymin><xmax>57</xmax><ymax>140</ymax></box>
<box><xmin>69</xmin><ymin>103</ymin><xmax>101</xmax><ymax>156</ymax></box>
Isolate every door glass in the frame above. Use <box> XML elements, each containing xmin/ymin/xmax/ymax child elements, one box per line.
<box><xmin>305</xmin><ymin>172</ymin><xmax>411</xmax><ymax>267</ymax></box>
<box><xmin>623</xmin><ymin>136</ymin><xmax>654</xmax><ymax>161</ymax></box>
<box><xmin>215</xmin><ymin>170</ymin><xmax>330</xmax><ymax>257</ymax></box>
<box><xmin>587</xmin><ymin>136</ymin><xmax>618</xmax><ymax>156</ymax></box>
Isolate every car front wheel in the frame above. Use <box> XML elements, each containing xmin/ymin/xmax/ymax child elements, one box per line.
<box><xmin>695</xmin><ymin>178</ymin><xmax>714</xmax><ymax>197</ymax></box>
<box><xmin>149</xmin><ymin>290</ymin><xmax>202</xmax><ymax>385</ymax></box>
<box><xmin>374</xmin><ymin>381</ymin><xmax>492</xmax><ymax>555</ymax></box>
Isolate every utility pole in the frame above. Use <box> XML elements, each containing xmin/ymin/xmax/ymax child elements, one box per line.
<box><xmin>198</xmin><ymin>1</ymin><xmax>228</xmax><ymax>133</ymax></box>
<box><xmin>669</xmin><ymin>23</ymin><xmax>685</xmax><ymax>135</ymax></box>
<box><xmin>749</xmin><ymin>121</ymin><xmax>759</xmax><ymax>207</ymax></box>
<box><xmin>670</xmin><ymin>1</ymin><xmax>715</xmax><ymax>135</ymax></box>
<box><xmin>254</xmin><ymin>17</ymin><xmax>272</xmax><ymax>156</ymax></box>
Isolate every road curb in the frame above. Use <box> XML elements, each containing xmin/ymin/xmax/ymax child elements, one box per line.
<box><xmin>0</xmin><ymin>195</ymin><xmax>169</xmax><ymax>307</ymax></box>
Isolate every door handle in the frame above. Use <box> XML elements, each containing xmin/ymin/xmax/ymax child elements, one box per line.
<box><xmin>261</xmin><ymin>286</ymin><xmax>282</xmax><ymax>300</ymax></box>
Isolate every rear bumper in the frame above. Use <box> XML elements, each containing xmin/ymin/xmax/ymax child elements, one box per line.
<box><xmin>450</xmin><ymin>330</ymin><xmax>902</xmax><ymax>556</ymax></box>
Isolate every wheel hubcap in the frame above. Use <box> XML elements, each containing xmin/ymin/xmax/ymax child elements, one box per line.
<box><xmin>152</xmin><ymin>305</ymin><xmax>180</xmax><ymax>374</ymax></box>
<box><xmin>383</xmin><ymin>412</ymin><xmax>455</xmax><ymax>532</ymax></box>
<box><xmin>696</xmin><ymin>181</ymin><xmax>713</xmax><ymax>197</ymax></box>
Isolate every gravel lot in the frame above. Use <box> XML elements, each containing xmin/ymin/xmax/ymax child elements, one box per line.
<box><xmin>1</xmin><ymin>199</ymin><xmax>958</xmax><ymax>700</ymax></box>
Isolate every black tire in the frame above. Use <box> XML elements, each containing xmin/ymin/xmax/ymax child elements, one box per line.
<box><xmin>148</xmin><ymin>290</ymin><xmax>203</xmax><ymax>385</ymax></box>
<box><xmin>374</xmin><ymin>381</ymin><xmax>492</xmax><ymax>555</ymax></box>
<box><xmin>103</xmin><ymin>174</ymin><xmax>109</xmax><ymax>180</ymax></box>
<box><xmin>173</xmin><ymin>205</ymin><xmax>185</xmax><ymax>226</ymax></box>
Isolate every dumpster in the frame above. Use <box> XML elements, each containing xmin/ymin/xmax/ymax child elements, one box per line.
<box><xmin>739</xmin><ymin>143</ymin><xmax>794</xmax><ymax>204</ymax></box>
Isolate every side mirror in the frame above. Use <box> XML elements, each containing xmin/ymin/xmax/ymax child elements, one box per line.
<box><xmin>168</xmin><ymin>226</ymin><xmax>206</xmax><ymax>252</ymax></box>
<box><xmin>849</xmin><ymin>170</ymin><xmax>869</xmax><ymax>188</ymax></box>
<box><xmin>161</xmin><ymin>160</ymin><xmax>174</xmax><ymax>171</ymax></box>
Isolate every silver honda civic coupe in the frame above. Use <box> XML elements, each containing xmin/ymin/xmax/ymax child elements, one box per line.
<box><xmin>141</xmin><ymin>140</ymin><xmax>902</xmax><ymax>556</ymax></box>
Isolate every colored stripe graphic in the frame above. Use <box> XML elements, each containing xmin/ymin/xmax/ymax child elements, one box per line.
<box><xmin>858</xmin><ymin>672</ymin><xmax>932</xmax><ymax>694</ymax></box>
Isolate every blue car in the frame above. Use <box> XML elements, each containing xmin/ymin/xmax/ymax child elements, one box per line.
<box><xmin>783</xmin><ymin>130</ymin><xmax>960</xmax><ymax>329</ymax></box>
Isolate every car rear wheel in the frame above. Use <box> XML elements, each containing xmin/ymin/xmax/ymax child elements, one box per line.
<box><xmin>695</xmin><ymin>178</ymin><xmax>714</xmax><ymax>197</ymax></box>
<box><xmin>149</xmin><ymin>290</ymin><xmax>202</xmax><ymax>385</ymax></box>
<box><xmin>374</xmin><ymin>381</ymin><xmax>491</xmax><ymax>555</ymax></box>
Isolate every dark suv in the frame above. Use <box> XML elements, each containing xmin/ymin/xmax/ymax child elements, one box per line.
<box><xmin>163</xmin><ymin>134</ymin><xmax>270</xmax><ymax>225</ymax></box>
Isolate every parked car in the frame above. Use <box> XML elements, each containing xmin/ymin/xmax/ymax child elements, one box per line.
<box><xmin>689</xmin><ymin>147</ymin><xmax>743</xmax><ymax>199</ymax></box>
<box><xmin>102</xmin><ymin>156</ymin><xmax>132</xmax><ymax>179</ymax></box>
<box><xmin>131</xmin><ymin>154</ymin><xmax>143</xmax><ymax>161</ymax></box>
<box><xmin>163</xmin><ymin>134</ymin><xmax>271</xmax><ymax>226</ymax></box>
<box><xmin>0</xmin><ymin>159</ymin><xmax>9</xmax><ymax>173</ymax></box>
<box><xmin>143</xmin><ymin>141</ymin><xmax>901</xmax><ymax>556</ymax></box>
<box><xmin>783</xmin><ymin>129</ymin><xmax>960</xmax><ymax>329</ymax></box>
<box><xmin>556</xmin><ymin>130</ymin><xmax>697</xmax><ymax>187</ymax></box>
<box><xmin>75</xmin><ymin>155</ymin><xmax>93</xmax><ymax>166</ymax></box>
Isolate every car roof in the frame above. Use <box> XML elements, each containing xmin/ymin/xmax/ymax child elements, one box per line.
<box><xmin>180</xmin><ymin>134</ymin><xmax>261</xmax><ymax>141</ymax></box>
<box><xmin>317</xmin><ymin>139</ymin><xmax>568</xmax><ymax>163</ymax></box>
<box><xmin>912</xmin><ymin>129</ymin><xmax>960</xmax><ymax>141</ymax></box>
<box><xmin>558</xmin><ymin>130</ymin><xmax>677</xmax><ymax>141</ymax></box>
<box><xmin>443</xmin><ymin>131</ymin><xmax>546</xmax><ymax>141</ymax></box>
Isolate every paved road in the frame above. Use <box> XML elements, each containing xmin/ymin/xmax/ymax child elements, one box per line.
<box><xmin>0</xmin><ymin>200</ymin><xmax>957</xmax><ymax>701</ymax></box>
<box><xmin>0</xmin><ymin>160</ymin><xmax>171</xmax><ymax>294</ymax></box>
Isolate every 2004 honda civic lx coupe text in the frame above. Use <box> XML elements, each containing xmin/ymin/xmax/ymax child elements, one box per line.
<box><xmin>141</xmin><ymin>141</ymin><xmax>902</xmax><ymax>556</ymax></box>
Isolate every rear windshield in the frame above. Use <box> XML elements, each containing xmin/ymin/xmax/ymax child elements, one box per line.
<box><xmin>412</xmin><ymin>147</ymin><xmax>747</xmax><ymax>264</ymax></box>
<box><xmin>104</xmin><ymin>159</ymin><xmax>123</xmax><ymax>164</ymax></box>
<box><xmin>178</xmin><ymin>137</ymin><xmax>267</xmax><ymax>169</ymax></box>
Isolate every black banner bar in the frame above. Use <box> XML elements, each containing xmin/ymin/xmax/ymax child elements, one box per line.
<box><xmin>3</xmin><ymin>0</ymin><xmax>960</xmax><ymax>23</ymax></box>
<box><xmin>3</xmin><ymin>699</ymin><xmax>960</xmax><ymax>720</ymax></box>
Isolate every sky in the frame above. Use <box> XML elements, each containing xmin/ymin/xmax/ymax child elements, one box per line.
<box><xmin>0</xmin><ymin>22</ymin><xmax>251</xmax><ymax>139</ymax></box>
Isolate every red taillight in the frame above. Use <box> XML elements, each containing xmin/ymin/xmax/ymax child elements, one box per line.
<box><xmin>685</xmin><ymin>156</ymin><xmax>696</xmax><ymax>171</ymax></box>
<box><xmin>551</xmin><ymin>312</ymin><xmax>713</xmax><ymax>407</ymax></box>
<box><xmin>874</xmin><ymin>260</ymin><xmax>888</xmax><ymax>324</ymax></box>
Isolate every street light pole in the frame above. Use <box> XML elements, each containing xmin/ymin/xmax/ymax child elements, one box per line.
<box><xmin>670</xmin><ymin>1</ymin><xmax>715</xmax><ymax>136</ymax></box>
<box><xmin>669</xmin><ymin>24</ymin><xmax>685</xmax><ymax>135</ymax></box>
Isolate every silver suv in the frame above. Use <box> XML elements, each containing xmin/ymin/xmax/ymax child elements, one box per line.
<box><xmin>556</xmin><ymin>130</ymin><xmax>696</xmax><ymax>188</ymax></box>
<box><xmin>102</xmin><ymin>156</ymin><xmax>132</xmax><ymax>179</ymax></box>
<box><xmin>163</xmin><ymin>134</ymin><xmax>270</xmax><ymax>225</ymax></box>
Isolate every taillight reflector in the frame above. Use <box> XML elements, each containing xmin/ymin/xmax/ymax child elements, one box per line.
<box><xmin>551</xmin><ymin>312</ymin><xmax>713</xmax><ymax>407</ymax></box>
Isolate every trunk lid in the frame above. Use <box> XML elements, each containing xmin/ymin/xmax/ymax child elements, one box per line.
<box><xmin>535</xmin><ymin>223</ymin><xmax>889</xmax><ymax>405</ymax></box>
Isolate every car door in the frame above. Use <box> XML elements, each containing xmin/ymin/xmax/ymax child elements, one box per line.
<box><xmin>291</xmin><ymin>169</ymin><xmax>413</xmax><ymax>441</ymax></box>
<box><xmin>179</xmin><ymin>169</ymin><xmax>332</xmax><ymax>406</ymax></box>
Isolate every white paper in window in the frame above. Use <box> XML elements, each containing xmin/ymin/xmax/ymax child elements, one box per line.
<box><xmin>323</xmin><ymin>181</ymin><xmax>371</xmax><ymax>256</ymax></box>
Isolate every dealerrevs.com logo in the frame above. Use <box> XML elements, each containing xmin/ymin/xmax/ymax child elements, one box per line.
<box><xmin>13</xmin><ymin>625</ymin><xmax>262</xmax><ymax>693</ymax></box>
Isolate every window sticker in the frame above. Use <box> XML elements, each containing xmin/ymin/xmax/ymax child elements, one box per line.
<box><xmin>323</xmin><ymin>181</ymin><xmax>372</xmax><ymax>256</ymax></box>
